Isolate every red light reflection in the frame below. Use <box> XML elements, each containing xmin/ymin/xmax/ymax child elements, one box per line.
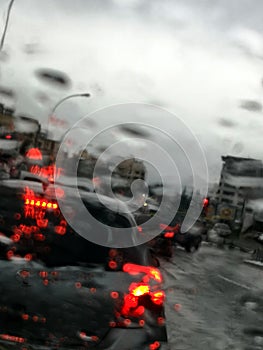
<box><xmin>149</xmin><ymin>341</ymin><xmax>160</xmax><ymax>350</ymax></box>
<box><xmin>123</xmin><ymin>263</ymin><xmax>162</xmax><ymax>283</ymax></box>
<box><xmin>26</xmin><ymin>148</ymin><xmax>42</xmax><ymax>160</ymax></box>
<box><xmin>0</xmin><ymin>334</ymin><xmax>25</xmax><ymax>343</ymax></box>
<box><xmin>164</xmin><ymin>231</ymin><xmax>174</xmax><ymax>238</ymax></box>
<box><xmin>29</xmin><ymin>164</ymin><xmax>63</xmax><ymax>182</ymax></box>
<box><xmin>55</xmin><ymin>226</ymin><xmax>66</xmax><ymax>235</ymax></box>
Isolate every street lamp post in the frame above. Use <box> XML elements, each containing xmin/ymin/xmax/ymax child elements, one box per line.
<box><xmin>47</xmin><ymin>92</ymin><xmax>91</xmax><ymax>138</ymax></box>
<box><xmin>47</xmin><ymin>92</ymin><xmax>91</xmax><ymax>153</ymax></box>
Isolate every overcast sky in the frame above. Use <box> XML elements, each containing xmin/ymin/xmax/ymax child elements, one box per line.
<box><xmin>1</xmin><ymin>0</ymin><xmax>263</xmax><ymax>185</ymax></box>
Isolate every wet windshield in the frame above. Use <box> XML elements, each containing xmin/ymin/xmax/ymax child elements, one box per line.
<box><xmin>0</xmin><ymin>1</ymin><xmax>263</xmax><ymax>349</ymax></box>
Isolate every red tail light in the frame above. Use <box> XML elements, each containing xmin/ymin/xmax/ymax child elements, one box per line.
<box><xmin>160</xmin><ymin>223</ymin><xmax>180</xmax><ymax>232</ymax></box>
<box><xmin>150</xmin><ymin>291</ymin><xmax>165</xmax><ymax>305</ymax></box>
<box><xmin>55</xmin><ymin>226</ymin><xmax>66</xmax><ymax>235</ymax></box>
<box><xmin>121</xmin><ymin>264</ymin><xmax>165</xmax><ymax>319</ymax></box>
<box><xmin>36</xmin><ymin>219</ymin><xmax>48</xmax><ymax>228</ymax></box>
<box><xmin>149</xmin><ymin>341</ymin><xmax>161</xmax><ymax>350</ymax></box>
<box><xmin>26</xmin><ymin>148</ymin><xmax>42</xmax><ymax>160</ymax></box>
<box><xmin>0</xmin><ymin>334</ymin><xmax>25</xmax><ymax>344</ymax></box>
<box><xmin>164</xmin><ymin>231</ymin><xmax>174</xmax><ymax>238</ymax></box>
<box><xmin>130</xmin><ymin>283</ymin><xmax>150</xmax><ymax>297</ymax></box>
<box><xmin>11</xmin><ymin>233</ymin><xmax>20</xmax><ymax>242</ymax></box>
<box><xmin>123</xmin><ymin>264</ymin><xmax>162</xmax><ymax>283</ymax></box>
<box><xmin>24</xmin><ymin>197</ymin><xmax>58</xmax><ymax>211</ymax></box>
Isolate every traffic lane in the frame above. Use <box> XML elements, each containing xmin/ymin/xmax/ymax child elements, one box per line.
<box><xmin>160</xmin><ymin>245</ymin><xmax>263</xmax><ymax>350</ymax></box>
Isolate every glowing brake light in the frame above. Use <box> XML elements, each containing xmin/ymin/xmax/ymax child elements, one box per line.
<box><xmin>37</xmin><ymin>219</ymin><xmax>48</xmax><ymax>228</ymax></box>
<box><xmin>24</xmin><ymin>197</ymin><xmax>58</xmax><ymax>211</ymax></box>
<box><xmin>148</xmin><ymin>268</ymin><xmax>162</xmax><ymax>283</ymax></box>
<box><xmin>123</xmin><ymin>264</ymin><xmax>162</xmax><ymax>283</ymax></box>
<box><xmin>0</xmin><ymin>334</ymin><xmax>25</xmax><ymax>343</ymax></box>
<box><xmin>160</xmin><ymin>223</ymin><xmax>180</xmax><ymax>232</ymax></box>
<box><xmin>26</xmin><ymin>148</ymin><xmax>42</xmax><ymax>160</ymax></box>
<box><xmin>55</xmin><ymin>226</ymin><xmax>66</xmax><ymax>235</ymax></box>
<box><xmin>150</xmin><ymin>291</ymin><xmax>165</xmax><ymax>305</ymax></box>
<box><xmin>164</xmin><ymin>231</ymin><xmax>174</xmax><ymax>238</ymax></box>
<box><xmin>121</xmin><ymin>264</ymin><xmax>165</xmax><ymax>318</ymax></box>
<box><xmin>149</xmin><ymin>341</ymin><xmax>161</xmax><ymax>350</ymax></box>
<box><xmin>130</xmin><ymin>283</ymin><xmax>150</xmax><ymax>297</ymax></box>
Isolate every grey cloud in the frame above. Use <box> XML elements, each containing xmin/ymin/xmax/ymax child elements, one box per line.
<box><xmin>1</xmin><ymin>0</ymin><xmax>263</xmax><ymax>185</ymax></box>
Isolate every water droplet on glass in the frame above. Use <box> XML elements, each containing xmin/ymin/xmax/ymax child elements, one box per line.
<box><xmin>218</xmin><ymin>118</ymin><xmax>236</xmax><ymax>128</ymax></box>
<box><xmin>240</xmin><ymin>99</ymin><xmax>262</xmax><ymax>112</ymax></box>
<box><xmin>0</xmin><ymin>86</ymin><xmax>15</xmax><ymax>99</ymax></box>
<box><xmin>35</xmin><ymin>68</ymin><xmax>71</xmax><ymax>89</ymax></box>
<box><xmin>119</xmin><ymin>124</ymin><xmax>150</xmax><ymax>137</ymax></box>
<box><xmin>232</xmin><ymin>142</ymin><xmax>244</xmax><ymax>154</ymax></box>
<box><xmin>0</xmin><ymin>50</ymin><xmax>10</xmax><ymax>62</ymax></box>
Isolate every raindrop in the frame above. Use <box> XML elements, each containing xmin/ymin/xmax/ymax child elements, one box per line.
<box><xmin>89</xmin><ymin>83</ymin><xmax>104</xmax><ymax>95</ymax></box>
<box><xmin>244</xmin><ymin>301</ymin><xmax>257</xmax><ymax>311</ymax></box>
<box><xmin>15</xmin><ymin>116</ymin><xmax>40</xmax><ymax>133</ymax></box>
<box><xmin>218</xmin><ymin>118</ymin><xmax>236</xmax><ymax>128</ymax></box>
<box><xmin>119</xmin><ymin>124</ymin><xmax>150</xmax><ymax>137</ymax></box>
<box><xmin>35</xmin><ymin>91</ymin><xmax>51</xmax><ymax>105</ymax></box>
<box><xmin>240</xmin><ymin>99</ymin><xmax>262</xmax><ymax>112</ymax></box>
<box><xmin>23</xmin><ymin>42</ymin><xmax>42</xmax><ymax>55</ymax></box>
<box><xmin>232</xmin><ymin>142</ymin><xmax>244</xmax><ymax>154</ymax></box>
<box><xmin>254</xmin><ymin>336</ymin><xmax>263</xmax><ymax>345</ymax></box>
<box><xmin>0</xmin><ymin>50</ymin><xmax>9</xmax><ymax>62</ymax></box>
<box><xmin>0</xmin><ymin>86</ymin><xmax>15</xmax><ymax>99</ymax></box>
<box><xmin>35</xmin><ymin>68</ymin><xmax>71</xmax><ymax>89</ymax></box>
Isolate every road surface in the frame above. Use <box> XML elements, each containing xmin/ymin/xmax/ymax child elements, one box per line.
<box><xmin>161</xmin><ymin>244</ymin><xmax>263</xmax><ymax>350</ymax></box>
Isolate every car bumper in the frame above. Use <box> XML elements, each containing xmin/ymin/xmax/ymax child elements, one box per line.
<box><xmin>98</xmin><ymin>327</ymin><xmax>168</xmax><ymax>350</ymax></box>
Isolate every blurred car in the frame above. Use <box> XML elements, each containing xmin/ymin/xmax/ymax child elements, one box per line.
<box><xmin>206</xmin><ymin>229</ymin><xmax>225</xmax><ymax>246</ymax></box>
<box><xmin>254</xmin><ymin>232</ymin><xmax>263</xmax><ymax>245</ymax></box>
<box><xmin>0</xmin><ymin>178</ymin><xmax>168</xmax><ymax>349</ymax></box>
<box><xmin>207</xmin><ymin>222</ymin><xmax>232</xmax><ymax>246</ymax></box>
<box><xmin>212</xmin><ymin>223</ymin><xmax>232</xmax><ymax>237</ymax></box>
<box><xmin>208</xmin><ymin>223</ymin><xmax>232</xmax><ymax>237</ymax></box>
<box><xmin>174</xmin><ymin>224</ymin><xmax>203</xmax><ymax>253</ymax></box>
<box><xmin>152</xmin><ymin>221</ymin><xmax>203</xmax><ymax>257</ymax></box>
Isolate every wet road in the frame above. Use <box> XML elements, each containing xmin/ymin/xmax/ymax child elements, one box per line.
<box><xmin>161</xmin><ymin>244</ymin><xmax>263</xmax><ymax>350</ymax></box>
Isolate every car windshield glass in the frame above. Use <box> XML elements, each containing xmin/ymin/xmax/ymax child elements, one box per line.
<box><xmin>1</xmin><ymin>1</ymin><xmax>263</xmax><ymax>349</ymax></box>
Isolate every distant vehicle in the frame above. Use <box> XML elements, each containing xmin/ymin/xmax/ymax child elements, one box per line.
<box><xmin>210</xmin><ymin>223</ymin><xmax>232</xmax><ymax>237</ymax></box>
<box><xmin>0</xmin><ymin>179</ymin><xmax>168</xmax><ymax>349</ymax></box>
<box><xmin>152</xmin><ymin>221</ymin><xmax>203</xmax><ymax>257</ymax></box>
<box><xmin>174</xmin><ymin>224</ymin><xmax>203</xmax><ymax>253</ymax></box>
<box><xmin>206</xmin><ymin>222</ymin><xmax>232</xmax><ymax>246</ymax></box>
<box><xmin>254</xmin><ymin>232</ymin><xmax>263</xmax><ymax>245</ymax></box>
<box><xmin>207</xmin><ymin>229</ymin><xmax>225</xmax><ymax>246</ymax></box>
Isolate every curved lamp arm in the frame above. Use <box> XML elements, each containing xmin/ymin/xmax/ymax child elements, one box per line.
<box><xmin>51</xmin><ymin>93</ymin><xmax>91</xmax><ymax>115</ymax></box>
